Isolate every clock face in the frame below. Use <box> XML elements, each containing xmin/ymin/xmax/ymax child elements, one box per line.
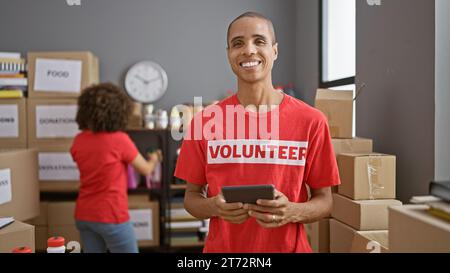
<box><xmin>124</xmin><ymin>61</ymin><xmax>168</xmax><ymax>103</ymax></box>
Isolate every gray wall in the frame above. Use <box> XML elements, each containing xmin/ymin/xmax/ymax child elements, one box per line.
<box><xmin>0</xmin><ymin>0</ymin><xmax>296</xmax><ymax>111</ymax></box>
<box><xmin>356</xmin><ymin>0</ymin><xmax>435</xmax><ymax>202</ymax></box>
<box><xmin>294</xmin><ymin>0</ymin><xmax>319</xmax><ymax>105</ymax></box>
<box><xmin>435</xmin><ymin>0</ymin><xmax>450</xmax><ymax>181</ymax></box>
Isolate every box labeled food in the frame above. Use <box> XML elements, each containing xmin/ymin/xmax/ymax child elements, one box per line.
<box><xmin>28</xmin><ymin>51</ymin><xmax>99</xmax><ymax>98</ymax></box>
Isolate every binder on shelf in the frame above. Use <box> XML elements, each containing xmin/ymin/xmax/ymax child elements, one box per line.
<box><xmin>430</xmin><ymin>181</ymin><xmax>450</xmax><ymax>202</ymax></box>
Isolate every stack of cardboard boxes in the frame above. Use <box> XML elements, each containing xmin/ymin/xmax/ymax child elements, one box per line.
<box><xmin>23</xmin><ymin>53</ymin><xmax>160</xmax><ymax>251</ymax></box>
<box><xmin>0</xmin><ymin>53</ymin><xmax>40</xmax><ymax>253</ymax></box>
<box><xmin>310</xmin><ymin>89</ymin><xmax>402</xmax><ymax>253</ymax></box>
<box><xmin>305</xmin><ymin>89</ymin><xmax>372</xmax><ymax>253</ymax></box>
<box><xmin>0</xmin><ymin>149</ymin><xmax>40</xmax><ymax>252</ymax></box>
<box><xmin>25</xmin><ymin>197</ymin><xmax>160</xmax><ymax>252</ymax></box>
<box><xmin>19</xmin><ymin>51</ymin><xmax>99</xmax><ymax>251</ymax></box>
<box><xmin>27</xmin><ymin>51</ymin><xmax>99</xmax><ymax>193</ymax></box>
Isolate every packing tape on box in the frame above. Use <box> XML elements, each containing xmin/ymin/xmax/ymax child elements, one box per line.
<box><xmin>367</xmin><ymin>155</ymin><xmax>385</xmax><ymax>200</ymax></box>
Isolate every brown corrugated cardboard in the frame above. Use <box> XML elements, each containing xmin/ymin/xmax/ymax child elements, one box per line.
<box><xmin>304</xmin><ymin>218</ymin><xmax>330</xmax><ymax>253</ymax></box>
<box><xmin>35</xmin><ymin>145</ymin><xmax>80</xmax><ymax>193</ymax></box>
<box><xmin>48</xmin><ymin>202</ymin><xmax>76</xmax><ymax>226</ymax></box>
<box><xmin>35</xmin><ymin>226</ymin><xmax>48</xmax><ymax>252</ymax></box>
<box><xmin>25</xmin><ymin>202</ymin><xmax>48</xmax><ymax>226</ymax></box>
<box><xmin>389</xmin><ymin>205</ymin><xmax>450</xmax><ymax>253</ymax></box>
<box><xmin>315</xmin><ymin>89</ymin><xmax>353</xmax><ymax>138</ymax></box>
<box><xmin>24</xmin><ymin>202</ymin><xmax>49</xmax><ymax>252</ymax></box>
<box><xmin>330</xmin><ymin>219</ymin><xmax>387</xmax><ymax>253</ymax></box>
<box><xmin>332</xmin><ymin>193</ymin><xmax>402</xmax><ymax>230</ymax></box>
<box><xmin>0</xmin><ymin>98</ymin><xmax>27</xmax><ymax>149</ymax></box>
<box><xmin>129</xmin><ymin>200</ymin><xmax>160</xmax><ymax>247</ymax></box>
<box><xmin>0</xmin><ymin>220</ymin><xmax>35</xmax><ymax>253</ymax></box>
<box><xmin>27</xmin><ymin>98</ymin><xmax>79</xmax><ymax>148</ymax></box>
<box><xmin>338</xmin><ymin>153</ymin><xmax>396</xmax><ymax>200</ymax></box>
<box><xmin>332</xmin><ymin>138</ymin><xmax>373</xmax><ymax>194</ymax></box>
<box><xmin>0</xmin><ymin>149</ymin><xmax>39</xmax><ymax>221</ymax></box>
<box><xmin>332</xmin><ymin>138</ymin><xmax>373</xmax><ymax>158</ymax></box>
<box><xmin>350</xmin><ymin>231</ymin><xmax>388</xmax><ymax>253</ymax></box>
<box><xmin>27</xmin><ymin>51</ymin><xmax>99</xmax><ymax>98</ymax></box>
<box><xmin>127</xmin><ymin>102</ymin><xmax>143</xmax><ymax>129</ymax></box>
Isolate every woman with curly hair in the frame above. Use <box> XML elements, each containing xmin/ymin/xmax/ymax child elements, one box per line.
<box><xmin>70</xmin><ymin>82</ymin><xmax>161</xmax><ymax>253</ymax></box>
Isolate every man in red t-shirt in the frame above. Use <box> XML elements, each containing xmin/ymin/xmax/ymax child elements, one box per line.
<box><xmin>174</xmin><ymin>12</ymin><xmax>340</xmax><ymax>253</ymax></box>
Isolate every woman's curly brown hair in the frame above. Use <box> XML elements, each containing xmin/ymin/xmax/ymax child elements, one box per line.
<box><xmin>76</xmin><ymin>83</ymin><xmax>133</xmax><ymax>132</ymax></box>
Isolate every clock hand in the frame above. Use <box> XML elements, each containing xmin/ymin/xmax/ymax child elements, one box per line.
<box><xmin>135</xmin><ymin>75</ymin><xmax>160</xmax><ymax>85</ymax></box>
<box><xmin>135</xmin><ymin>75</ymin><xmax>147</xmax><ymax>84</ymax></box>
<box><xmin>145</xmin><ymin>76</ymin><xmax>160</xmax><ymax>85</ymax></box>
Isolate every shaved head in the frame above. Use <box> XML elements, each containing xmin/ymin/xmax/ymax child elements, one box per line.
<box><xmin>227</xmin><ymin>11</ymin><xmax>276</xmax><ymax>48</ymax></box>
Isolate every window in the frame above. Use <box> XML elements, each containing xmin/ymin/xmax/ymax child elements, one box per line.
<box><xmin>320</xmin><ymin>0</ymin><xmax>356</xmax><ymax>88</ymax></box>
<box><xmin>320</xmin><ymin>0</ymin><xmax>356</xmax><ymax>136</ymax></box>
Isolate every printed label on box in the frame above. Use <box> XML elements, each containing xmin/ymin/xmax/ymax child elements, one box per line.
<box><xmin>0</xmin><ymin>169</ymin><xmax>12</xmax><ymax>205</ymax></box>
<box><xmin>36</xmin><ymin>105</ymin><xmax>79</xmax><ymax>138</ymax></box>
<box><xmin>0</xmin><ymin>105</ymin><xmax>19</xmax><ymax>138</ymax></box>
<box><xmin>34</xmin><ymin>58</ymin><xmax>82</xmax><ymax>93</ymax></box>
<box><xmin>38</xmin><ymin>153</ymin><xmax>80</xmax><ymax>181</ymax></box>
<box><xmin>129</xmin><ymin>209</ymin><xmax>153</xmax><ymax>241</ymax></box>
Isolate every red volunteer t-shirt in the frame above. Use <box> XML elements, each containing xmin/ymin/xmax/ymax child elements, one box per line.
<box><xmin>174</xmin><ymin>94</ymin><xmax>340</xmax><ymax>253</ymax></box>
<box><xmin>70</xmin><ymin>131</ymin><xmax>139</xmax><ymax>224</ymax></box>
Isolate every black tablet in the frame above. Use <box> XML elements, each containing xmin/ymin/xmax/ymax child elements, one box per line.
<box><xmin>222</xmin><ymin>184</ymin><xmax>275</xmax><ymax>204</ymax></box>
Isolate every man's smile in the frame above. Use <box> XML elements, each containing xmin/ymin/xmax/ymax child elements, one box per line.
<box><xmin>239</xmin><ymin>60</ymin><xmax>262</xmax><ymax>68</ymax></box>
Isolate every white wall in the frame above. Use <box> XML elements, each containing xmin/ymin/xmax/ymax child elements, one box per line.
<box><xmin>435</xmin><ymin>0</ymin><xmax>450</xmax><ymax>180</ymax></box>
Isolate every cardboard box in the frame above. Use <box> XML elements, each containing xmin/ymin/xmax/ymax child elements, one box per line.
<box><xmin>27</xmin><ymin>51</ymin><xmax>99</xmax><ymax>98</ymax></box>
<box><xmin>0</xmin><ymin>98</ymin><xmax>27</xmax><ymax>149</ymax></box>
<box><xmin>35</xmin><ymin>145</ymin><xmax>80</xmax><ymax>193</ymax></box>
<box><xmin>330</xmin><ymin>219</ymin><xmax>388</xmax><ymax>253</ymax></box>
<box><xmin>332</xmin><ymin>193</ymin><xmax>402</xmax><ymax>230</ymax></box>
<box><xmin>129</xmin><ymin>200</ymin><xmax>160</xmax><ymax>247</ymax></box>
<box><xmin>338</xmin><ymin>153</ymin><xmax>396</xmax><ymax>200</ymax></box>
<box><xmin>389</xmin><ymin>205</ymin><xmax>450</xmax><ymax>253</ymax></box>
<box><xmin>332</xmin><ymin>138</ymin><xmax>373</xmax><ymax>158</ymax></box>
<box><xmin>0</xmin><ymin>149</ymin><xmax>39</xmax><ymax>221</ymax></box>
<box><xmin>0</xmin><ymin>221</ymin><xmax>35</xmax><ymax>253</ymax></box>
<box><xmin>315</xmin><ymin>89</ymin><xmax>353</xmax><ymax>138</ymax></box>
<box><xmin>304</xmin><ymin>218</ymin><xmax>330</xmax><ymax>253</ymax></box>
<box><xmin>35</xmin><ymin>226</ymin><xmax>49</xmax><ymax>252</ymax></box>
<box><xmin>25</xmin><ymin>202</ymin><xmax>48</xmax><ymax>226</ymax></box>
<box><xmin>350</xmin><ymin>230</ymin><xmax>388</xmax><ymax>253</ymax></box>
<box><xmin>127</xmin><ymin>102</ymin><xmax>143</xmax><ymax>129</ymax></box>
<box><xmin>24</xmin><ymin>202</ymin><xmax>49</xmax><ymax>252</ymax></box>
<box><xmin>27</xmin><ymin>98</ymin><xmax>79</xmax><ymax>148</ymax></box>
<box><xmin>48</xmin><ymin>202</ymin><xmax>76</xmax><ymax>226</ymax></box>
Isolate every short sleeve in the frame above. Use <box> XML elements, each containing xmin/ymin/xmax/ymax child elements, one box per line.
<box><xmin>304</xmin><ymin>117</ymin><xmax>341</xmax><ymax>189</ymax></box>
<box><xmin>174</xmin><ymin>118</ymin><xmax>207</xmax><ymax>185</ymax></box>
<box><xmin>120</xmin><ymin>133</ymin><xmax>139</xmax><ymax>164</ymax></box>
